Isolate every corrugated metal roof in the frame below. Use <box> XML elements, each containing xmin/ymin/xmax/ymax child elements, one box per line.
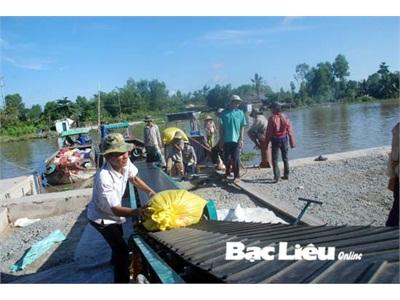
<box><xmin>145</xmin><ymin>221</ymin><xmax>399</xmax><ymax>283</ymax></box>
<box><xmin>103</xmin><ymin>122</ymin><xmax>129</xmax><ymax>129</ymax></box>
<box><xmin>60</xmin><ymin>127</ymin><xmax>90</xmax><ymax>137</ymax></box>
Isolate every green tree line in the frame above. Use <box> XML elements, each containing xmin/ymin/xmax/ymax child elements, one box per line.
<box><xmin>0</xmin><ymin>54</ymin><xmax>398</xmax><ymax>137</ymax></box>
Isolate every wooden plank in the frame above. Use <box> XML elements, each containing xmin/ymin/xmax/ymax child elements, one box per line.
<box><xmin>236</xmin><ymin>181</ymin><xmax>323</xmax><ymax>225</ymax></box>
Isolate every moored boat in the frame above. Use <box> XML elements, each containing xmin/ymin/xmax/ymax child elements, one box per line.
<box><xmin>44</xmin><ymin>128</ymin><xmax>97</xmax><ymax>186</ymax></box>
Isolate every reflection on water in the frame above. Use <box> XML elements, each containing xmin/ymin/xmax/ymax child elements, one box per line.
<box><xmin>0</xmin><ymin>138</ymin><xmax>59</xmax><ymax>179</ymax></box>
<box><xmin>242</xmin><ymin>100</ymin><xmax>399</xmax><ymax>164</ymax></box>
<box><xmin>0</xmin><ymin>99</ymin><xmax>399</xmax><ymax>179</ymax></box>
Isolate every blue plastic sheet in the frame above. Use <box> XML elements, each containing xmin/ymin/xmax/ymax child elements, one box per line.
<box><xmin>10</xmin><ymin>230</ymin><xmax>66</xmax><ymax>272</ymax></box>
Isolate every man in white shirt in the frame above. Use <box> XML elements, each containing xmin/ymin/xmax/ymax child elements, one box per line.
<box><xmin>87</xmin><ymin>133</ymin><xmax>155</xmax><ymax>283</ymax></box>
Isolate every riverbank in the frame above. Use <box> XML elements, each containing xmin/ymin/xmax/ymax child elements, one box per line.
<box><xmin>0</xmin><ymin>131</ymin><xmax>59</xmax><ymax>143</ymax></box>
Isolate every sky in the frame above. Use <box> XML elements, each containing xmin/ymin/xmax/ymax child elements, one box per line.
<box><xmin>1</xmin><ymin>15</ymin><xmax>399</xmax><ymax>108</ymax></box>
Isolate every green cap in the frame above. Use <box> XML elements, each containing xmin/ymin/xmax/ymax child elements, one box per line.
<box><xmin>102</xmin><ymin>133</ymin><xmax>133</xmax><ymax>155</ymax></box>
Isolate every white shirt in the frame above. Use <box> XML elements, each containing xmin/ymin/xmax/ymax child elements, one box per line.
<box><xmin>87</xmin><ymin>160</ymin><xmax>138</xmax><ymax>224</ymax></box>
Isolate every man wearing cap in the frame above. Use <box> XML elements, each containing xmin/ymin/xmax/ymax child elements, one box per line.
<box><xmin>166</xmin><ymin>131</ymin><xmax>185</xmax><ymax>177</ymax></box>
<box><xmin>264</xmin><ymin>102</ymin><xmax>296</xmax><ymax>183</ymax></box>
<box><xmin>248</xmin><ymin>108</ymin><xmax>272</xmax><ymax>168</ymax></box>
<box><xmin>143</xmin><ymin>115</ymin><xmax>165</xmax><ymax>167</ymax></box>
<box><xmin>87</xmin><ymin>133</ymin><xmax>156</xmax><ymax>283</ymax></box>
<box><xmin>219</xmin><ymin>95</ymin><xmax>247</xmax><ymax>183</ymax></box>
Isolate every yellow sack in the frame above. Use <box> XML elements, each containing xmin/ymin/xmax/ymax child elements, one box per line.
<box><xmin>143</xmin><ymin>189</ymin><xmax>207</xmax><ymax>231</ymax></box>
<box><xmin>162</xmin><ymin>127</ymin><xmax>189</xmax><ymax>145</ymax></box>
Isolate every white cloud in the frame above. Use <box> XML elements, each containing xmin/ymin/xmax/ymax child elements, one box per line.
<box><xmin>202</xmin><ymin>21</ymin><xmax>310</xmax><ymax>44</ymax></box>
<box><xmin>282</xmin><ymin>16</ymin><xmax>301</xmax><ymax>25</ymax></box>
<box><xmin>4</xmin><ymin>57</ymin><xmax>46</xmax><ymax>71</ymax></box>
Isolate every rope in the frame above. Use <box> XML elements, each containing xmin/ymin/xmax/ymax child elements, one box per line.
<box><xmin>188</xmin><ymin>136</ymin><xmax>211</xmax><ymax>152</ymax></box>
<box><xmin>0</xmin><ymin>155</ymin><xmax>37</xmax><ymax>174</ymax></box>
<box><xmin>0</xmin><ymin>154</ymin><xmax>68</xmax><ymax>192</ymax></box>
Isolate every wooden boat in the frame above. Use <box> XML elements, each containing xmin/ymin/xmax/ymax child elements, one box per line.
<box><xmin>44</xmin><ymin>128</ymin><xmax>97</xmax><ymax>186</ymax></box>
<box><xmin>100</xmin><ymin>122</ymin><xmax>146</xmax><ymax>164</ymax></box>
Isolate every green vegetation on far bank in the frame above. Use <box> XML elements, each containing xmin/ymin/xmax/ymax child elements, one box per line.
<box><xmin>1</xmin><ymin>55</ymin><xmax>398</xmax><ymax>141</ymax></box>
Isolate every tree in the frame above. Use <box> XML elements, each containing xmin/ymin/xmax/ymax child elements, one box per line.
<box><xmin>290</xmin><ymin>81</ymin><xmax>296</xmax><ymax>96</ymax></box>
<box><xmin>206</xmin><ymin>84</ymin><xmax>232</xmax><ymax>108</ymax></box>
<box><xmin>344</xmin><ymin>80</ymin><xmax>358</xmax><ymax>100</ymax></box>
<box><xmin>55</xmin><ymin>97</ymin><xmax>78</xmax><ymax>118</ymax></box>
<box><xmin>148</xmin><ymin>80</ymin><xmax>169</xmax><ymax>110</ymax></box>
<box><xmin>377</xmin><ymin>62</ymin><xmax>398</xmax><ymax>98</ymax></box>
<box><xmin>333</xmin><ymin>54</ymin><xmax>350</xmax><ymax>81</ymax></box>
<box><xmin>295</xmin><ymin>63</ymin><xmax>310</xmax><ymax>84</ymax></box>
<box><xmin>365</xmin><ymin>73</ymin><xmax>381</xmax><ymax>98</ymax></box>
<box><xmin>190</xmin><ymin>85</ymin><xmax>210</xmax><ymax>104</ymax></box>
<box><xmin>251</xmin><ymin>73</ymin><xmax>264</xmax><ymax>97</ymax></box>
<box><xmin>333</xmin><ymin>55</ymin><xmax>350</xmax><ymax>99</ymax></box>
<box><xmin>4</xmin><ymin>94</ymin><xmax>25</xmax><ymax>125</ymax></box>
<box><xmin>76</xmin><ymin>96</ymin><xmax>96</xmax><ymax>123</ymax></box>
<box><xmin>27</xmin><ymin>104</ymin><xmax>42</xmax><ymax>123</ymax></box>
<box><xmin>233</xmin><ymin>84</ymin><xmax>253</xmax><ymax>99</ymax></box>
<box><xmin>305</xmin><ymin>63</ymin><xmax>335</xmax><ymax>102</ymax></box>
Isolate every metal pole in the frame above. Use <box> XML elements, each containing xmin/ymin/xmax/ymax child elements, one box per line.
<box><xmin>97</xmin><ymin>83</ymin><xmax>101</xmax><ymax>131</ymax></box>
<box><xmin>0</xmin><ymin>76</ymin><xmax>5</xmax><ymax>110</ymax></box>
<box><xmin>118</xmin><ymin>92</ymin><xmax>122</xmax><ymax>120</ymax></box>
<box><xmin>0</xmin><ymin>76</ymin><xmax>4</xmax><ymax>129</ymax></box>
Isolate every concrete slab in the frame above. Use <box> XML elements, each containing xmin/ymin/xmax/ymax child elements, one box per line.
<box><xmin>0</xmin><ymin>175</ymin><xmax>39</xmax><ymax>202</ymax></box>
<box><xmin>3</xmin><ymin>188</ymin><xmax>92</xmax><ymax>223</ymax></box>
<box><xmin>0</xmin><ymin>207</ymin><xmax>9</xmax><ymax>234</ymax></box>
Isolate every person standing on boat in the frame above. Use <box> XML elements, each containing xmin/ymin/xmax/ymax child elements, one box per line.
<box><xmin>87</xmin><ymin>133</ymin><xmax>155</xmax><ymax>283</ymax></box>
<box><xmin>219</xmin><ymin>95</ymin><xmax>247</xmax><ymax>183</ymax></box>
<box><xmin>248</xmin><ymin>108</ymin><xmax>272</xmax><ymax>168</ymax></box>
<box><xmin>264</xmin><ymin>102</ymin><xmax>296</xmax><ymax>183</ymax></box>
<box><xmin>166</xmin><ymin>131</ymin><xmax>185</xmax><ymax>177</ymax></box>
<box><xmin>143</xmin><ymin>115</ymin><xmax>166</xmax><ymax>167</ymax></box>
<box><xmin>204</xmin><ymin>115</ymin><xmax>217</xmax><ymax>148</ymax></box>
<box><xmin>385</xmin><ymin>122</ymin><xmax>399</xmax><ymax>226</ymax></box>
<box><xmin>182</xmin><ymin>140</ymin><xmax>197</xmax><ymax>176</ymax></box>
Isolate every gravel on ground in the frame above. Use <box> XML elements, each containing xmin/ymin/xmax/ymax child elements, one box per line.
<box><xmin>238</xmin><ymin>152</ymin><xmax>393</xmax><ymax>226</ymax></box>
<box><xmin>0</xmin><ymin>209</ymin><xmax>86</xmax><ymax>282</ymax></box>
<box><xmin>1</xmin><ymin>150</ymin><xmax>393</xmax><ymax>282</ymax></box>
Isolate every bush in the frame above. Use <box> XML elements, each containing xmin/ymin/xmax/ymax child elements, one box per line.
<box><xmin>356</xmin><ymin>95</ymin><xmax>374</xmax><ymax>102</ymax></box>
<box><xmin>0</xmin><ymin>124</ymin><xmax>36</xmax><ymax>137</ymax></box>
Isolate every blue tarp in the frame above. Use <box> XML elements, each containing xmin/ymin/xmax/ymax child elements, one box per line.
<box><xmin>10</xmin><ymin>230</ymin><xmax>66</xmax><ymax>272</ymax></box>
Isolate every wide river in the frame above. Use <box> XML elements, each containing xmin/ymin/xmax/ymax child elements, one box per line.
<box><xmin>0</xmin><ymin>99</ymin><xmax>398</xmax><ymax>179</ymax></box>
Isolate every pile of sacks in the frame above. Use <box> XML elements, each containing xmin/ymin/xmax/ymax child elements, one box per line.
<box><xmin>53</xmin><ymin>148</ymin><xmax>92</xmax><ymax>170</ymax></box>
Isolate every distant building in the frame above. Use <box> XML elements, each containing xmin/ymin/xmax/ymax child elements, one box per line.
<box><xmin>54</xmin><ymin>118</ymin><xmax>75</xmax><ymax>134</ymax></box>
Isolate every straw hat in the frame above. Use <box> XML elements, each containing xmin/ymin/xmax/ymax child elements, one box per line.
<box><xmin>102</xmin><ymin>133</ymin><xmax>133</xmax><ymax>155</ymax></box>
<box><xmin>173</xmin><ymin>131</ymin><xmax>184</xmax><ymax>139</ymax></box>
<box><xmin>230</xmin><ymin>95</ymin><xmax>242</xmax><ymax>103</ymax></box>
<box><xmin>144</xmin><ymin>115</ymin><xmax>153</xmax><ymax>122</ymax></box>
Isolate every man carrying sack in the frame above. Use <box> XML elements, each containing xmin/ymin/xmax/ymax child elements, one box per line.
<box><xmin>87</xmin><ymin>133</ymin><xmax>155</xmax><ymax>283</ymax></box>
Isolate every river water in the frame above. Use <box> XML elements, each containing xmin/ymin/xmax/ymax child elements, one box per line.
<box><xmin>0</xmin><ymin>100</ymin><xmax>398</xmax><ymax>180</ymax></box>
